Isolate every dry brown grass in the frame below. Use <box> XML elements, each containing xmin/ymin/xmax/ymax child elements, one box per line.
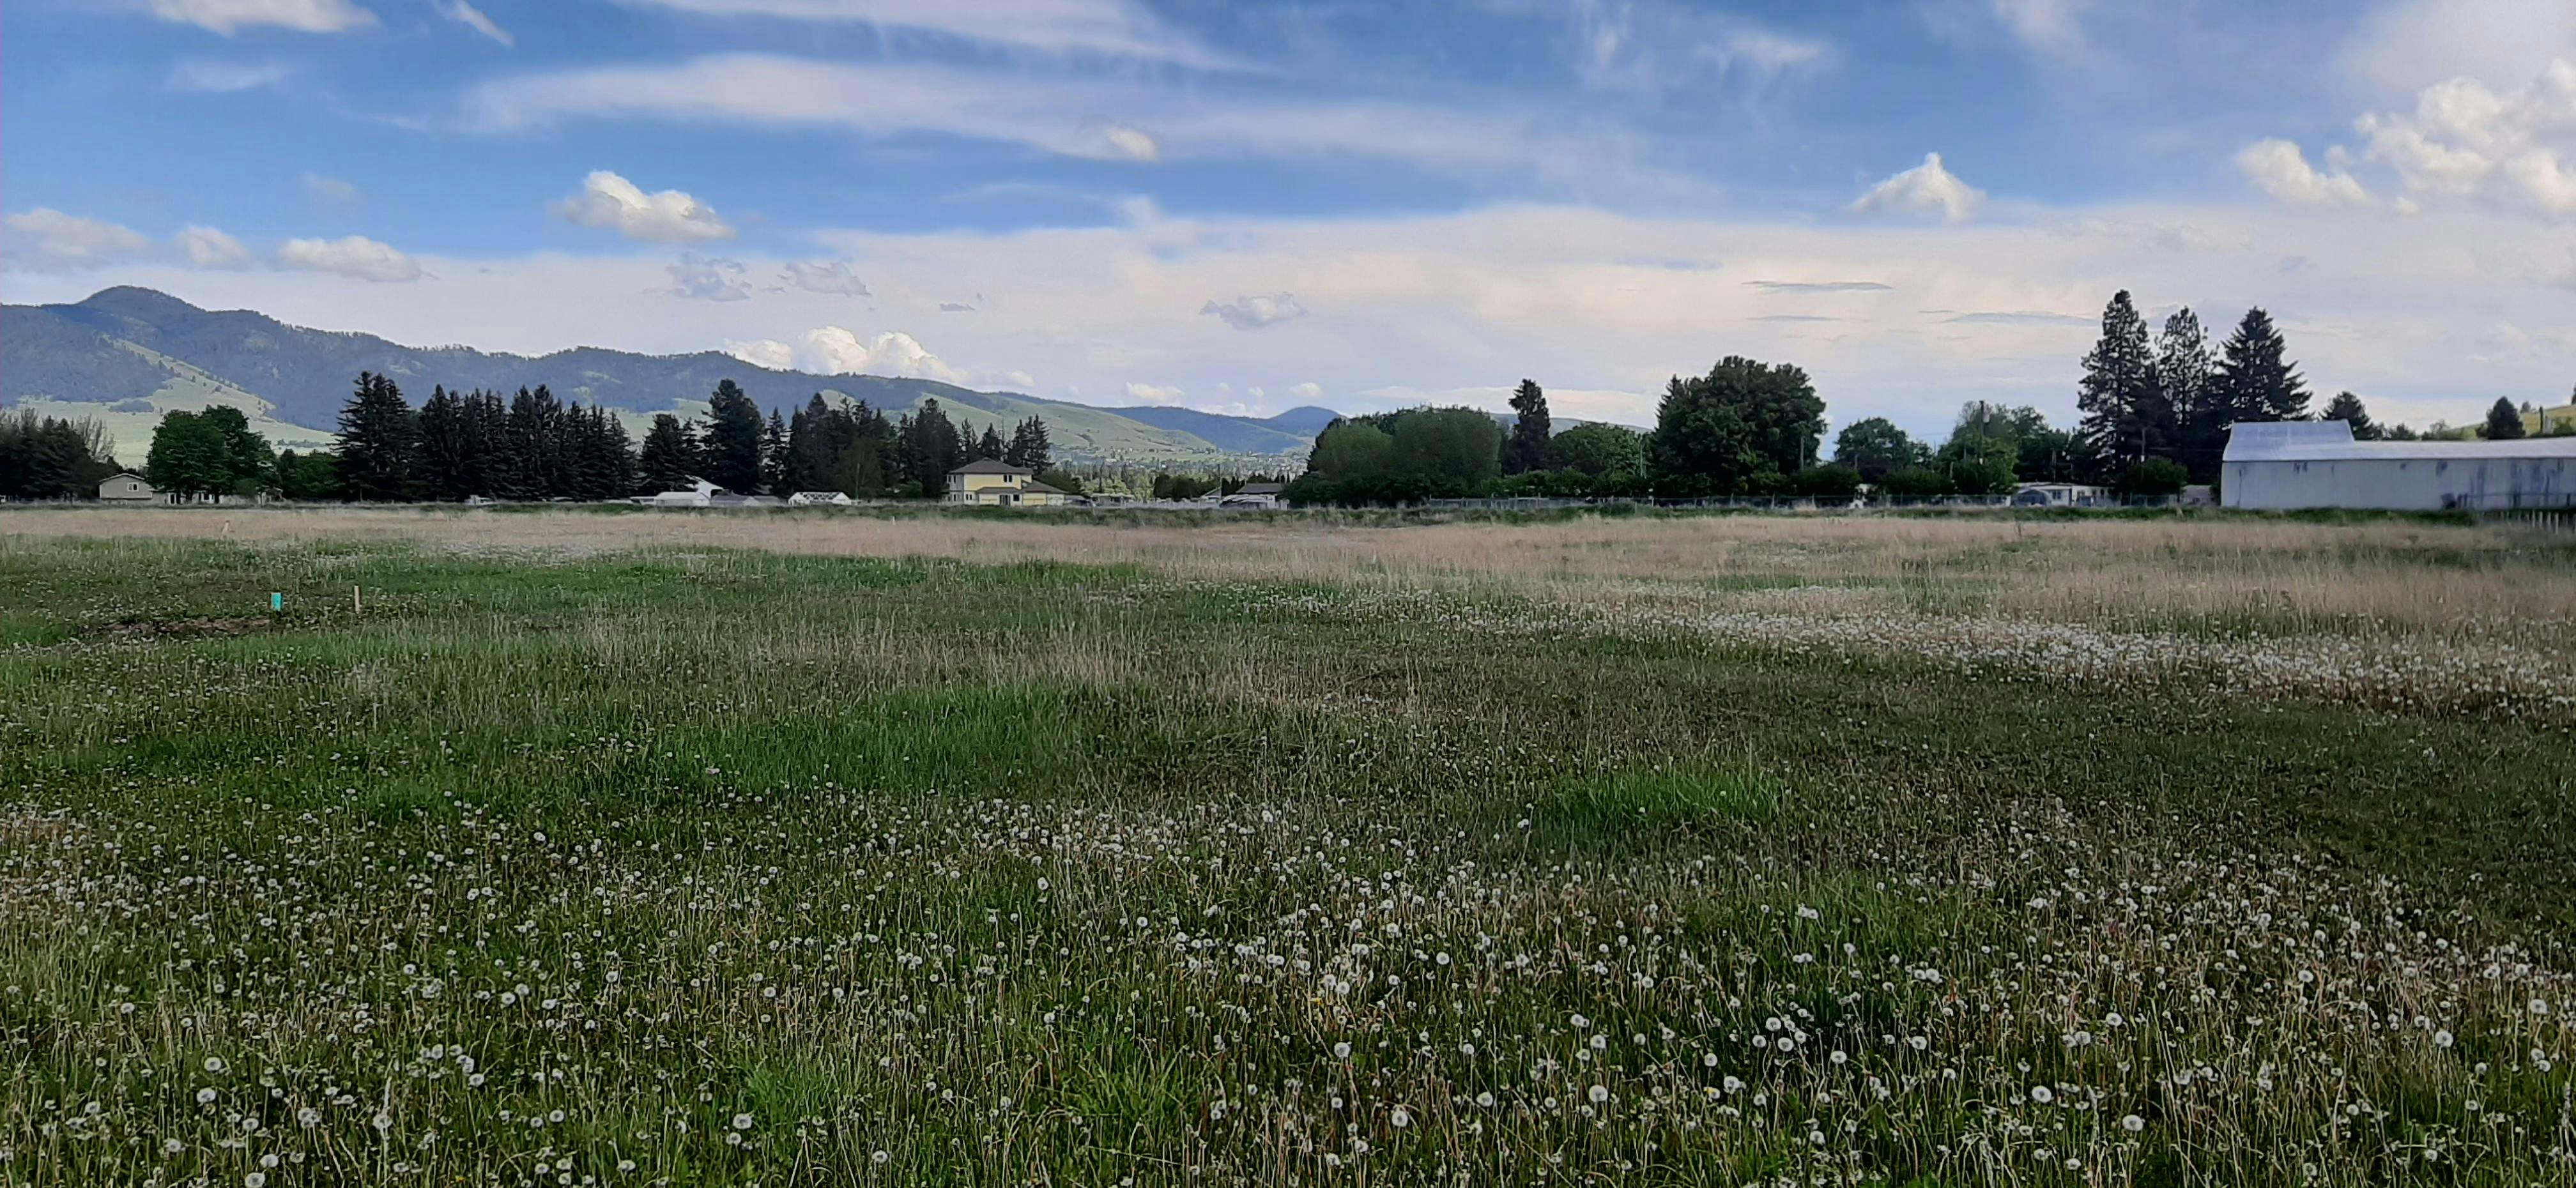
<box><xmin>9</xmin><ymin>505</ymin><xmax>2572</xmax><ymax>642</ymax></box>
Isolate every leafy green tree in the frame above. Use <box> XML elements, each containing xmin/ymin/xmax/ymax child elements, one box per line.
<box><xmin>2014</xmin><ymin>426</ymin><xmax>2084</xmax><ymax>482</ymax></box>
<box><xmin>1937</xmin><ymin>433</ymin><xmax>2020</xmax><ymax>495</ymax></box>
<box><xmin>146</xmin><ymin>411</ymin><xmax>234</xmax><ymax>501</ymax></box>
<box><xmin>638</xmin><ymin>415</ymin><xmax>701</xmax><ymax>492</ymax></box>
<box><xmin>1790</xmin><ymin>463</ymin><xmax>1863</xmax><ymax>499</ymax></box>
<box><xmin>2484</xmin><ymin>397</ymin><xmax>2528</xmax><ymax>440</ymax></box>
<box><xmin>1830</xmin><ymin>416</ymin><xmax>1924</xmax><ymax>482</ymax></box>
<box><xmin>1392</xmin><ymin>408</ymin><xmax>1503</xmax><ymax>487</ymax></box>
<box><xmin>2319</xmin><ymin>392</ymin><xmax>2380</xmax><ymax>440</ymax></box>
<box><xmin>196</xmin><ymin>405</ymin><xmax>274</xmax><ymax>494</ymax></box>
<box><xmin>1648</xmin><ymin>356</ymin><xmax>1825</xmax><ymax>493</ymax></box>
<box><xmin>1880</xmin><ymin>465</ymin><xmax>1952</xmax><ymax>498</ymax></box>
<box><xmin>2076</xmin><ymin>291</ymin><xmax>2168</xmax><ymax>476</ymax></box>
<box><xmin>1504</xmin><ymin>379</ymin><xmax>1552</xmax><ymax>474</ymax></box>
<box><xmin>1303</xmin><ymin>420</ymin><xmax>1395</xmax><ymax>482</ymax></box>
<box><xmin>335</xmin><ymin>372</ymin><xmax>418</xmax><ymax>502</ymax></box>
<box><xmin>1034</xmin><ymin>467</ymin><xmax>1087</xmax><ymax>496</ymax></box>
<box><xmin>273</xmin><ymin>450</ymin><xmax>341</xmax><ymax>501</ymax></box>
<box><xmin>1550</xmin><ymin>422</ymin><xmax>1645</xmax><ymax>477</ymax></box>
<box><xmin>2118</xmin><ymin>457</ymin><xmax>2190</xmax><ymax>497</ymax></box>
<box><xmin>702</xmin><ymin>379</ymin><xmax>765</xmax><ymax>494</ymax></box>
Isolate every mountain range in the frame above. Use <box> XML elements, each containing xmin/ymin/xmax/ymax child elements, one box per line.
<box><xmin>1</xmin><ymin>287</ymin><xmax>1341</xmax><ymax>466</ymax></box>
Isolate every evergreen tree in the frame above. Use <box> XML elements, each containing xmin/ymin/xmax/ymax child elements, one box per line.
<box><xmin>2156</xmin><ymin>308</ymin><xmax>2217</xmax><ymax>478</ymax></box>
<box><xmin>463</xmin><ymin>390</ymin><xmax>505</xmax><ymax>496</ymax></box>
<box><xmin>335</xmin><ymin>372</ymin><xmax>418</xmax><ymax>501</ymax></box>
<box><xmin>1505</xmin><ymin>379</ymin><xmax>1552</xmax><ymax>474</ymax></box>
<box><xmin>2075</xmin><ymin>291</ymin><xmax>2165</xmax><ymax>478</ymax></box>
<box><xmin>977</xmin><ymin>423</ymin><xmax>1008</xmax><ymax>462</ymax></box>
<box><xmin>638</xmin><ymin>415</ymin><xmax>700</xmax><ymax>492</ymax></box>
<box><xmin>903</xmin><ymin>399</ymin><xmax>964</xmax><ymax>494</ymax></box>
<box><xmin>0</xmin><ymin>410</ymin><xmax>116</xmax><ymax>500</ymax></box>
<box><xmin>703</xmin><ymin>379</ymin><xmax>765</xmax><ymax>494</ymax></box>
<box><xmin>1005</xmin><ymin>416</ymin><xmax>1053</xmax><ymax>471</ymax></box>
<box><xmin>2319</xmin><ymin>392</ymin><xmax>2380</xmax><ymax>440</ymax></box>
<box><xmin>2484</xmin><ymin>397</ymin><xmax>2528</xmax><ymax>440</ymax></box>
<box><xmin>761</xmin><ymin>410</ymin><xmax>791</xmax><ymax>494</ymax></box>
<box><xmin>2211</xmin><ymin>307</ymin><xmax>2309</xmax><ymax>430</ymax></box>
<box><xmin>416</xmin><ymin>386</ymin><xmax>476</xmax><ymax>501</ymax></box>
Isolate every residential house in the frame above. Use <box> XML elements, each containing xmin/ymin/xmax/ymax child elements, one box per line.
<box><xmin>98</xmin><ymin>472</ymin><xmax>158</xmax><ymax>503</ymax></box>
<box><xmin>946</xmin><ymin>460</ymin><xmax>1073</xmax><ymax>506</ymax></box>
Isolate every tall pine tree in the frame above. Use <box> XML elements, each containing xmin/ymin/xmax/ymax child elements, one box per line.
<box><xmin>1004</xmin><ymin>416</ymin><xmax>1052</xmax><ymax>471</ymax></box>
<box><xmin>2211</xmin><ymin>308</ymin><xmax>2309</xmax><ymax>432</ymax></box>
<box><xmin>702</xmin><ymin>379</ymin><xmax>765</xmax><ymax>494</ymax></box>
<box><xmin>1505</xmin><ymin>379</ymin><xmax>1552</xmax><ymax>474</ymax></box>
<box><xmin>2075</xmin><ymin>291</ymin><xmax>2164</xmax><ymax>478</ymax></box>
<box><xmin>2156</xmin><ymin>308</ymin><xmax>2215</xmax><ymax>480</ymax></box>
<box><xmin>977</xmin><ymin>423</ymin><xmax>1008</xmax><ymax>462</ymax></box>
<box><xmin>760</xmin><ymin>410</ymin><xmax>791</xmax><ymax>494</ymax></box>
<box><xmin>2320</xmin><ymin>392</ymin><xmax>2380</xmax><ymax>440</ymax></box>
<box><xmin>638</xmin><ymin>415</ymin><xmax>700</xmax><ymax>492</ymax></box>
<box><xmin>416</xmin><ymin>386</ymin><xmax>475</xmax><ymax>501</ymax></box>
<box><xmin>335</xmin><ymin>372</ymin><xmax>418</xmax><ymax>502</ymax></box>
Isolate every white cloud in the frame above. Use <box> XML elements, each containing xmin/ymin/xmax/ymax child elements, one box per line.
<box><xmin>2341</xmin><ymin>0</ymin><xmax>2576</xmax><ymax>98</ymax></box>
<box><xmin>1288</xmin><ymin>382</ymin><xmax>1324</xmax><ymax>400</ymax></box>
<box><xmin>303</xmin><ymin>172</ymin><xmax>359</xmax><ymax>202</ymax></box>
<box><xmin>725</xmin><ymin>339</ymin><xmax>797</xmax><ymax>369</ymax></box>
<box><xmin>1124</xmin><ymin>382</ymin><xmax>1186</xmax><ymax>403</ymax></box>
<box><xmin>1559</xmin><ymin>0</ymin><xmax>1831</xmax><ymax>95</ymax></box>
<box><xmin>1849</xmin><ymin>153</ymin><xmax>1986</xmax><ymax>223</ymax></box>
<box><xmin>145</xmin><ymin>0</ymin><xmax>377</xmax><ymax>34</ymax></box>
<box><xmin>176</xmin><ymin>226</ymin><xmax>255</xmax><ymax>270</ymax></box>
<box><xmin>1200</xmin><ymin>292</ymin><xmax>1307</xmax><ymax>330</ymax></box>
<box><xmin>666</xmin><ymin>253</ymin><xmax>751</xmax><ymax>300</ymax></box>
<box><xmin>273</xmin><ymin>235</ymin><xmax>422</xmax><ymax>282</ymax></box>
<box><xmin>467</xmin><ymin>55</ymin><xmax>1646</xmax><ymax>185</ymax></box>
<box><xmin>438</xmin><ymin>0</ymin><xmax>513</xmax><ymax>45</ymax></box>
<box><xmin>2260</xmin><ymin>59</ymin><xmax>2576</xmax><ymax>219</ymax></box>
<box><xmin>781</xmin><ymin>260</ymin><xmax>870</xmax><ymax>296</ymax></box>
<box><xmin>801</xmin><ymin>327</ymin><xmax>963</xmax><ymax>381</ymax></box>
<box><xmin>166</xmin><ymin>59</ymin><xmax>293</xmax><ymax>92</ymax></box>
<box><xmin>3</xmin><ymin>209</ymin><xmax>155</xmax><ymax>271</ymax></box>
<box><xmin>608</xmin><ymin>0</ymin><xmax>1233</xmax><ymax>69</ymax></box>
<box><xmin>1002</xmin><ymin>370</ymin><xmax>1037</xmax><ymax>388</ymax></box>
<box><xmin>554</xmin><ymin>171</ymin><xmax>737</xmax><ymax>243</ymax></box>
<box><xmin>1989</xmin><ymin>0</ymin><xmax>2089</xmax><ymax>56</ymax></box>
<box><xmin>2237</xmin><ymin>139</ymin><xmax>2373</xmax><ymax>206</ymax></box>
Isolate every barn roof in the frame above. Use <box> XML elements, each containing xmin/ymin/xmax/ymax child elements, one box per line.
<box><xmin>2225</xmin><ymin>420</ymin><xmax>2576</xmax><ymax>463</ymax></box>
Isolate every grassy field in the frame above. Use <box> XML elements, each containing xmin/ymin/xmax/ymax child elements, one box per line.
<box><xmin>1</xmin><ymin>506</ymin><xmax>2571</xmax><ymax>1187</ymax></box>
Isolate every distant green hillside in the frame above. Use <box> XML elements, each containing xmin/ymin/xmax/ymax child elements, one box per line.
<box><xmin>2</xmin><ymin>287</ymin><xmax>1338</xmax><ymax>466</ymax></box>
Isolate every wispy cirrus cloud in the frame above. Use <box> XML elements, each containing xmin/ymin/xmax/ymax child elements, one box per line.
<box><xmin>610</xmin><ymin>0</ymin><xmax>1235</xmax><ymax>68</ymax></box>
<box><xmin>464</xmin><ymin>54</ymin><xmax>1657</xmax><ymax>185</ymax></box>
<box><xmin>142</xmin><ymin>0</ymin><xmax>377</xmax><ymax>34</ymax></box>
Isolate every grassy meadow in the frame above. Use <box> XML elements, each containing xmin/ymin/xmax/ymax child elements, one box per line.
<box><xmin>1</xmin><ymin>506</ymin><xmax>2572</xmax><ymax>1187</ymax></box>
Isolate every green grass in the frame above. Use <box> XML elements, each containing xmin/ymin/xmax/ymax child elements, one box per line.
<box><xmin>0</xmin><ymin>532</ymin><xmax>2567</xmax><ymax>1187</ymax></box>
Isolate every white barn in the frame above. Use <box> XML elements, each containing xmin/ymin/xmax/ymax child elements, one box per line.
<box><xmin>2222</xmin><ymin>420</ymin><xmax>2576</xmax><ymax>511</ymax></box>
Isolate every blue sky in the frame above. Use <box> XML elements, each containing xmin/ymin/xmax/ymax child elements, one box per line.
<box><xmin>5</xmin><ymin>0</ymin><xmax>2573</xmax><ymax>436</ymax></box>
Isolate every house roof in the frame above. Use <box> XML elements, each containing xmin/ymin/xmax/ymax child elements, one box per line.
<box><xmin>1020</xmin><ymin>480</ymin><xmax>1070</xmax><ymax>494</ymax></box>
<box><xmin>951</xmin><ymin>458</ymin><xmax>1033</xmax><ymax>475</ymax></box>
<box><xmin>100</xmin><ymin>471</ymin><xmax>149</xmax><ymax>483</ymax></box>
<box><xmin>2225</xmin><ymin>419</ymin><xmax>2576</xmax><ymax>463</ymax></box>
<box><xmin>1237</xmin><ymin>482</ymin><xmax>1285</xmax><ymax>495</ymax></box>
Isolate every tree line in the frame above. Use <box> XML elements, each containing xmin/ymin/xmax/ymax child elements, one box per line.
<box><xmin>1290</xmin><ymin>359</ymin><xmax>1838</xmax><ymax>505</ymax></box>
<box><xmin>0</xmin><ymin>409</ymin><xmax>119</xmax><ymax>501</ymax></box>
<box><xmin>146</xmin><ymin>373</ymin><xmax>1075</xmax><ymax>503</ymax></box>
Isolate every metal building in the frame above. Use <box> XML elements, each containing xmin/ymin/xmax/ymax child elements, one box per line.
<box><xmin>2221</xmin><ymin>420</ymin><xmax>2576</xmax><ymax>511</ymax></box>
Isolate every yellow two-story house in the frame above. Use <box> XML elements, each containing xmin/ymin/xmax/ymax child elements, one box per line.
<box><xmin>946</xmin><ymin>459</ymin><xmax>1073</xmax><ymax>507</ymax></box>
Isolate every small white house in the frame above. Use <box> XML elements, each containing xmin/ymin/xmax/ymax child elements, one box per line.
<box><xmin>2012</xmin><ymin>482</ymin><xmax>2112</xmax><ymax>508</ymax></box>
<box><xmin>787</xmin><ymin>491</ymin><xmax>852</xmax><ymax>506</ymax></box>
<box><xmin>98</xmin><ymin>472</ymin><xmax>158</xmax><ymax>503</ymax></box>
